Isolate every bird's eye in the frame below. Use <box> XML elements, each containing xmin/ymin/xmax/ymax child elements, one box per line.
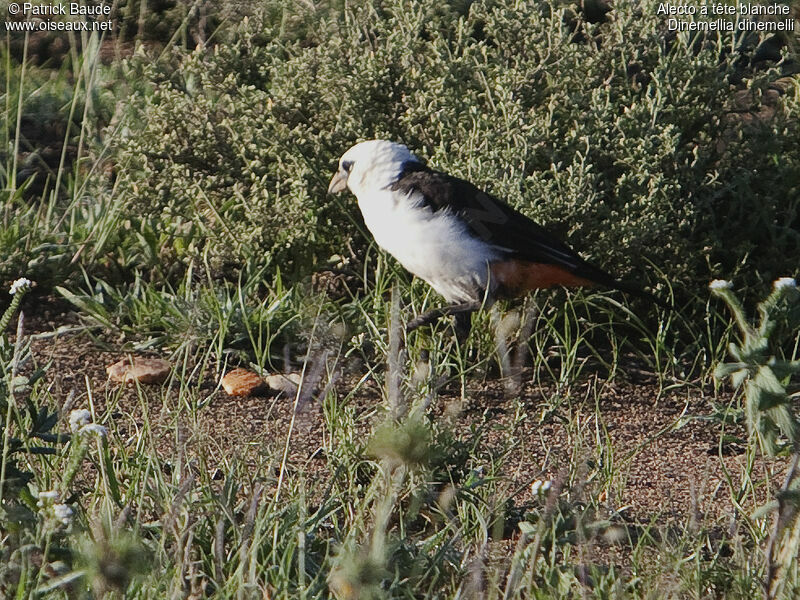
<box><xmin>342</xmin><ymin>160</ymin><xmax>353</xmax><ymax>173</ymax></box>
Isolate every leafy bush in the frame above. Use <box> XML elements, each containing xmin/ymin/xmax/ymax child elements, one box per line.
<box><xmin>101</xmin><ymin>0</ymin><xmax>799</xmax><ymax>312</ymax></box>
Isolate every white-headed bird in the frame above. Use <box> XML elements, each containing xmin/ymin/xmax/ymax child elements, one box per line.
<box><xmin>328</xmin><ymin>139</ymin><xmax>663</xmax><ymax>337</ymax></box>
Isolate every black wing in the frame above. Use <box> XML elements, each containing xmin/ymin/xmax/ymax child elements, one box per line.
<box><xmin>390</xmin><ymin>163</ymin><xmax>663</xmax><ymax>305</ymax></box>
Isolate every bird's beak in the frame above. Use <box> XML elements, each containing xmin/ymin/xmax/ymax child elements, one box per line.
<box><xmin>328</xmin><ymin>170</ymin><xmax>348</xmax><ymax>194</ymax></box>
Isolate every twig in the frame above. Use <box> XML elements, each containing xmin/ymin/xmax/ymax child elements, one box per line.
<box><xmin>387</xmin><ymin>288</ymin><xmax>404</xmax><ymax>420</ymax></box>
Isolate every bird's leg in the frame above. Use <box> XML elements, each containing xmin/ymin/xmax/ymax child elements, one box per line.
<box><xmin>453</xmin><ymin>308</ymin><xmax>476</xmax><ymax>345</ymax></box>
<box><xmin>406</xmin><ymin>301</ymin><xmax>481</xmax><ymax>335</ymax></box>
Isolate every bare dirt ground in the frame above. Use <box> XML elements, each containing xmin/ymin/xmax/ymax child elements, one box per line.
<box><xmin>19</xmin><ymin>307</ymin><xmax>783</xmax><ymax>537</ymax></box>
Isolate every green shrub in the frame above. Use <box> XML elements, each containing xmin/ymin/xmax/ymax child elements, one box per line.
<box><xmin>98</xmin><ymin>0</ymin><xmax>798</xmax><ymax>309</ymax></box>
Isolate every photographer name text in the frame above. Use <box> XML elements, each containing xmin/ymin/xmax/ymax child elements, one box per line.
<box><xmin>10</xmin><ymin>3</ymin><xmax>111</xmax><ymax>16</ymax></box>
<box><xmin>5</xmin><ymin>3</ymin><xmax>114</xmax><ymax>32</ymax></box>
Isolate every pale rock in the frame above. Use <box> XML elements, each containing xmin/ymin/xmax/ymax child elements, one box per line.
<box><xmin>265</xmin><ymin>372</ymin><xmax>303</xmax><ymax>396</ymax></box>
<box><xmin>106</xmin><ymin>357</ymin><xmax>171</xmax><ymax>384</ymax></box>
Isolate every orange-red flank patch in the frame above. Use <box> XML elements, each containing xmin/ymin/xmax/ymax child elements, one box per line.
<box><xmin>490</xmin><ymin>259</ymin><xmax>593</xmax><ymax>297</ymax></box>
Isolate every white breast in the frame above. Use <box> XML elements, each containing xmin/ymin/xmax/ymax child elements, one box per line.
<box><xmin>356</xmin><ymin>188</ymin><xmax>501</xmax><ymax>303</ymax></box>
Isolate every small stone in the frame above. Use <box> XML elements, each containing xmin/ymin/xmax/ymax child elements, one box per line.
<box><xmin>264</xmin><ymin>372</ymin><xmax>303</xmax><ymax>396</ymax></box>
<box><xmin>220</xmin><ymin>368</ymin><xmax>266</xmax><ymax>397</ymax></box>
<box><xmin>106</xmin><ymin>357</ymin><xmax>171</xmax><ymax>384</ymax></box>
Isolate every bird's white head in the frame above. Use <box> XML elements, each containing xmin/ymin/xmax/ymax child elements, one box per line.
<box><xmin>328</xmin><ymin>140</ymin><xmax>422</xmax><ymax>197</ymax></box>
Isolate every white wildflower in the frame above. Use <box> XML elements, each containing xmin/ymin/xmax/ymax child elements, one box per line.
<box><xmin>36</xmin><ymin>491</ymin><xmax>74</xmax><ymax>527</ymax></box>
<box><xmin>9</xmin><ymin>277</ymin><xmax>33</xmax><ymax>295</ymax></box>
<box><xmin>773</xmin><ymin>277</ymin><xmax>796</xmax><ymax>290</ymax></box>
<box><xmin>37</xmin><ymin>490</ymin><xmax>60</xmax><ymax>506</ymax></box>
<box><xmin>79</xmin><ymin>423</ymin><xmax>107</xmax><ymax>437</ymax></box>
<box><xmin>531</xmin><ymin>479</ymin><xmax>553</xmax><ymax>496</ymax></box>
<box><xmin>53</xmin><ymin>503</ymin><xmax>74</xmax><ymax>525</ymax></box>
<box><xmin>709</xmin><ymin>279</ymin><xmax>733</xmax><ymax>291</ymax></box>
<box><xmin>68</xmin><ymin>409</ymin><xmax>92</xmax><ymax>433</ymax></box>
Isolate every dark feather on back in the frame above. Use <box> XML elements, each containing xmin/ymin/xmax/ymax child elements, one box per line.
<box><xmin>390</xmin><ymin>163</ymin><xmax>665</xmax><ymax>307</ymax></box>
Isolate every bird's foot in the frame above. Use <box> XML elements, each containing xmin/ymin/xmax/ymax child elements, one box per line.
<box><xmin>406</xmin><ymin>302</ymin><xmax>481</xmax><ymax>341</ymax></box>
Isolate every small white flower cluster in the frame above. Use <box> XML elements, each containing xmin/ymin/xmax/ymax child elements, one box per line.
<box><xmin>37</xmin><ymin>490</ymin><xmax>74</xmax><ymax>526</ymax></box>
<box><xmin>9</xmin><ymin>277</ymin><xmax>33</xmax><ymax>295</ymax></box>
<box><xmin>38</xmin><ymin>490</ymin><xmax>59</xmax><ymax>502</ymax></box>
<box><xmin>710</xmin><ymin>278</ymin><xmax>797</xmax><ymax>293</ymax></box>
<box><xmin>68</xmin><ymin>409</ymin><xmax>107</xmax><ymax>437</ymax></box>
<box><xmin>53</xmin><ymin>503</ymin><xmax>75</xmax><ymax>525</ymax></box>
<box><xmin>773</xmin><ymin>277</ymin><xmax>797</xmax><ymax>291</ymax></box>
<box><xmin>80</xmin><ymin>423</ymin><xmax>108</xmax><ymax>436</ymax></box>
<box><xmin>531</xmin><ymin>479</ymin><xmax>553</xmax><ymax>496</ymax></box>
<box><xmin>68</xmin><ymin>409</ymin><xmax>91</xmax><ymax>432</ymax></box>
<box><xmin>709</xmin><ymin>279</ymin><xmax>733</xmax><ymax>291</ymax></box>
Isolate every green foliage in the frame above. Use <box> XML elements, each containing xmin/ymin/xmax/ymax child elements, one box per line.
<box><xmin>0</xmin><ymin>274</ymin><xmax>792</xmax><ymax>599</ymax></box>
<box><xmin>75</xmin><ymin>521</ymin><xmax>150</xmax><ymax>597</ymax></box>
<box><xmin>102</xmin><ymin>0</ymin><xmax>799</xmax><ymax>312</ymax></box>
<box><xmin>0</xmin><ymin>280</ymin><xmax>64</xmax><ymax>505</ymax></box>
<box><xmin>0</xmin><ymin>280</ymin><xmax>76</xmax><ymax>596</ymax></box>
<box><xmin>712</xmin><ymin>278</ymin><xmax>800</xmax><ymax>455</ymax></box>
<box><xmin>0</xmin><ymin>41</ymin><xmax>123</xmax><ymax>291</ymax></box>
<box><xmin>3</xmin><ymin>3</ymin><xmax>800</xmax><ymax>597</ymax></box>
<box><xmin>367</xmin><ymin>414</ymin><xmax>432</xmax><ymax>470</ymax></box>
<box><xmin>712</xmin><ymin>277</ymin><xmax>800</xmax><ymax>599</ymax></box>
<box><xmin>56</xmin><ymin>263</ymin><xmax>303</xmax><ymax>368</ymax></box>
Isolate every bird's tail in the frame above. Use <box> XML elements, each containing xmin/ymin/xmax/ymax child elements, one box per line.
<box><xmin>573</xmin><ymin>261</ymin><xmax>670</xmax><ymax>310</ymax></box>
<box><xmin>491</xmin><ymin>259</ymin><xmax>669</xmax><ymax>310</ymax></box>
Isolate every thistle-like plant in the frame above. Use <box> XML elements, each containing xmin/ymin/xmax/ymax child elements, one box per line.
<box><xmin>1</xmin><ymin>278</ymin><xmax>42</xmax><ymax>506</ymax></box>
<box><xmin>711</xmin><ymin>277</ymin><xmax>800</xmax><ymax>599</ymax></box>
<box><xmin>1</xmin><ymin>277</ymin><xmax>69</xmax><ymax>520</ymax></box>
<box><xmin>712</xmin><ymin>278</ymin><xmax>800</xmax><ymax>455</ymax></box>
